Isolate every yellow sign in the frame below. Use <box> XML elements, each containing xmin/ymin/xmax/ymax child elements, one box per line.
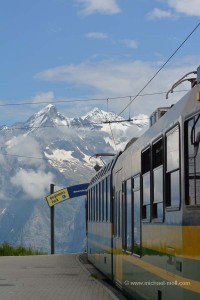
<box><xmin>46</xmin><ymin>188</ymin><xmax>70</xmax><ymax>207</ymax></box>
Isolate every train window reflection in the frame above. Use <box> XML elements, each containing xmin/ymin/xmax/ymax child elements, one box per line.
<box><xmin>114</xmin><ymin>191</ymin><xmax>118</xmax><ymax>236</ymax></box>
<box><xmin>152</xmin><ymin>137</ymin><xmax>163</xmax><ymax>220</ymax></box>
<box><xmin>103</xmin><ymin>178</ymin><xmax>107</xmax><ymax>221</ymax></box>
<box><xmin>167</xmin><ymin>126</ymin><xmax>179</xmax><ymax>172</ymax></box>
<box><xmin>107</xmin><ymin>176</ymin><xmax>111</xmax><ymax>222</ymax></box>
<box><xmin>133</xmin><ymin>180</ymin><xmax>141</xmax><ymax>256</ymax></box>
<box><xmin>126</xmin><ymin>179</ymin><xmax>132</xmax><ymax>252</ymax></box>
<box><xmin>92</xmin><ymin>186</ymin><xmax>96</xmax><ymax>221</ymax></box>
<box><xmin>166</xmin><ymin>126</ymin><xmax>180</xmax><ymax>208</ymax></box>
<box><xmin>133</xmin><ymin>175</ymin><xmax>140</xmax><ymax>189</ymax></box>
<box><xmin>96</xmin><ymin>184</ymin><xmax>99</xmax><ymax>221</ymax></box>
<box><xmin>142</xmin><ymin>147</ymin><xmax>151</xmax><ymax>221</ymax></box>
<box><xmin>153</xmin><ymin>167</ymin><xmax>163</xmax><ymax>203</ymax></box>
<box><xmin>142</xmin><ymin>172</ymin><xmax>150</xmax><ymax>220</ymax></box>
<box><xmin>153</xmin><ymin>166</ymin><xmax>163</xmax><ymax>219</ymax></box>
<box><xmin>170</xmin><ymin>170</ymin><xmax>180</xmax><ymax>207</ymax></box>
<box><xmin>143</xmin><ymin>173</ymin><xmax>150</xmax><ymax>204</ymax></box>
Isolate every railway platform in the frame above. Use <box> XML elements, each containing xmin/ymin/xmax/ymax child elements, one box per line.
<box><xmin>0</xmin><ymin>253</ymin><xmax>126</xmax><ymax>300</ymax></box>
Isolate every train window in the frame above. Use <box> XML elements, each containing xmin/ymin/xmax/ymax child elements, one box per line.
<box><xmin>114</xmin><ymin>191</ymin><xmax>118</xmax><ymax>236</ymax></box>
<box><xmin>153</xmin><ymin>167</ymin><xmax>163</xmax><ymax>218</ymax></box>
<box><xmin>152</xmin><ymin>138</ymin><xmax>164</xmax><ymax>220</ymax></box>
<box><xmin>142</xmin><ymin>147</ymin><xmax>151</xmax><ymax>221</ymax></box>
<box><xmin>94</xmin><ymin>185</ymin><xmax>97</xmax><ymax>221</ymax></box>
<box><xmin>166</xmin><ymin>126</ymin><xmax>179</xmax><ymax>172</ymax></box>
<box><xmin>119</xmin><ymin>191</ymin><xmax>122</xmax><ymax>237</ymax></box>
<box><xmin>88</xmin><ymin>189</ymin><xmax>91</xmax><ymax>221</ymax></box>
<box><xmin>114</xmin><ymin>191</ymin><xmax>121</xmax><ymax>237</ymax></box>
<box><xmin>126</xmin><ymin>178</ymin><xmax>132</xmax><ymax>252</ymax></box>
<box><xmin>185</xmin><ymin>115</ymin><xmax>200</xmax><ymax>205</ymax></box>
<box><xmin>101</xmin><ymin>181</ymin><xmax>104</xmax><ymax>222</ymax></box>
<box><xmin>142</xmin><ymin>147</ymin><xmax>150</xmax><ymax>174</ymax></box>
<box><xmin>133</xmin><ymin>190</ymin><xmax>141</xmax><ymax>255</ymax></box>
<box><xmin>99</xmin><ymin>182</ymin><xmax>102</xmax><ymax>221</ymax></box>
<box><xmin>122</xmin><ymin>182</ymin><xmax>126</xmax><ymax>250</ymax></box>
<box><xmin>107</xmin><ymin>176</ymin><xmax>111</xmax><ymax>222</ymax></box>
<box><xmin>153</xmin><ymin>139</ymin><xmax>163</xmax><ymax>168</ymax></box>
<box><xmin>142</xmin><ymin>172</ymin><xmax>150</xmax><ymax>220</ymax></box>
<box><xmin>90</xmin><ymin>189</ymin><xmax>92</xmax><ymax>221</ymax></box>
<box><xmin>103</xmin><ymin>178</ymin><xmax>107</xmax><ymax>221</ymax></box>
<box><xmin>92</xmin><ymin>187</ymin><xmax>95</xmax><ymax>221</ymax></box>
<box><xmin>133</xmin><ymin>175</ymin><xmax>141</xmax><ymax>256</ymax></box>
<box><xmin>166</xmin><ymin>125</ymin><xmax>180</xmax><ymax>208</ymax></box>
<box><xmin>96</xmin><ymin>184</ymin><xmax>99</xmax><ymax>221</ymax></box>
<box><xmin>133</xmin><ymin>175</ymin><xmax>140</xmax><ymax>189</ymax></box>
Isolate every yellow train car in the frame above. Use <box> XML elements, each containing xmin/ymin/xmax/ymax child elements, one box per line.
<box><xmin>87</xmin><ymin>66</ymin><xmax>200</xmax><ymax>300</ymax></box>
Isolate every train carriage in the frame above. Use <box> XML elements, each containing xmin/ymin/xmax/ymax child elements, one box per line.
<box><xmin>86</xmin><ymin>66</ymin><xmax>200</xmax><ymax>300</ymax></box>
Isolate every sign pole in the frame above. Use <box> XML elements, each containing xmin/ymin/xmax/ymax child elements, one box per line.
<box><xmin>45</xmin><ymin>183</ymin><xmax>89</xmax><ymax>254</ymax></box>
<box><xmin>50</xmin><ymin>184</ymin><xmax>55</xmax><ymax>255</ymax></box>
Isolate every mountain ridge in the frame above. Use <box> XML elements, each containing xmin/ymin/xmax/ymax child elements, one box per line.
<box><xmin>0</xmin><ymin>104</ymin><xmax>148</xmax><ymax>253</ymax></box>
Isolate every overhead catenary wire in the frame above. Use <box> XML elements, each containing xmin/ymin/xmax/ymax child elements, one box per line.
<box><xmin>0</xmin><ymin>88</ymin><xmax>189</xmax><ymax>132</ymax></box>
<box><xmin>0</xmin><ymin>23</ymin><xmax>199</xmax><ymax>166</ymax></box>
<box><xmin>0</xmin><ymin>89</ymin><xmax>189</xmax><ymax>108</ymax></box>
<box><xmin>0</xmin><ymin>116</ymin><xmax>150</xmax><ymax>132</ymax></box>
<box><xmin>108</xmin><ymin>123</ymin><xmax>118</xmax><ymax>152</ymax></box>
<box><xmin>0</xmin><ymin>24</ymin><xmax>198</xmax><ymax>125</ymax></box>
<box><xmin>117</xmin><ymin>21</ymin><xmax>200</xmax><ymax>118</ymax></box>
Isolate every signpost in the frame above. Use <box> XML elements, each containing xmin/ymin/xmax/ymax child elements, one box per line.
<box><xmin>46</xmin><ymin>183</ymin><xmax>89</xmax><ymax>254</ymax></box>
<box><xmin>50</xmin><ymin>184</ymin><xmax>55</xmax><ymax>255</ymax></box>
<box><xmin>46</xmin><ymin>188</ymin><xmax>70</xmax><ymax>207</ymax></box>
<box><xmin>46</xmin><ymin>183</ymin><xmax>89</xmax><ymax>207</ymax></box>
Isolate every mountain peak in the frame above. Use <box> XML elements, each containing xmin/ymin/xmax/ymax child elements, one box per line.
<box><xmin>24</xmin><ymin>104</ymin><xmax>68</xmax><ymax>130</ymax></box>
<box><xmin>82</xmin><ymin>107</ymin><xmax>123</xmax><ymax>123</ymax></box>
<box><xmin>37</xmin><ymin>104</ymin><xmax>58</xmax><ymax>117</ymax></box>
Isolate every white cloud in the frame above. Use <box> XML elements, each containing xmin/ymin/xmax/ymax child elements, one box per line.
<box><xmin>85</xmin><ymin>32</ymin><xmax>108</xmax><ymax>39</ymax></box>
<box><xmin>10</xmin><ymin>169</ymin><xmax>55</xmax><ymax>199</ymax></box>
<box><xmin>76</xmin><ymin>0</ymin><xmax>121</xmax><ymax>16</ymax></box>
<box><xmin>6</xmin><ymin>135</ymin><xmax>44</xmax><ymax>167</ymax></box>
<box><xmin>121</xmin><ymin>39</ymin><xmax>138</xmax><ymax>49</ymax></box>
<box><xmin>147</xmin><ymin>8</ymin><xmax>174</xmax><ymax>20</ymax></box>
<box><xmin>32</xmin><ymin>91</ymin><xmax>55</xmax><ymax>104</ymax></box>
<box><xmin>166</xmin><ymin>0</ymin><xmax>200</xmax><ymax>17</ymax></box>
<box><xmin>35</xmin><ymin>55</ymin><xmax>200</xmax><ymax>117</ymax></box>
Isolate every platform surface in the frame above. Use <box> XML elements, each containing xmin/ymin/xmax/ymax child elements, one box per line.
<box><xmin>0</xmin><ymin>253</ymin><xmax>126</xmax><ymax>300</ymax></box>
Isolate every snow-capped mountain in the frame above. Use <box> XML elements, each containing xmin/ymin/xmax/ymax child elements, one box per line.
<box><xmin>0</xmin><ymin>105</ymin><xmax>148</xmax><ymax>253</ymax></box>
<box><xmin>82</xmin><ymin>107</ymin><xmax>124</xmax><ymax>123</ymax></box>
<box><xmin>23</xmin><ymin>104</ymin><xmax>72</xmax><ymax>129</ymax></box>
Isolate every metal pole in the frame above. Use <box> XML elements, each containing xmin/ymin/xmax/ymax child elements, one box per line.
<box><xmin>50</xmin><ymin>184</ymin><xmax>55</xmax><ymax>254</ymax></box>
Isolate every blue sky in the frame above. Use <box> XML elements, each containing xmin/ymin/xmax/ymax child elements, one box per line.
<box><xmin>0</xmin><ymin>0</ymin><xmax>200</xmax><ymax>125</ymax></box>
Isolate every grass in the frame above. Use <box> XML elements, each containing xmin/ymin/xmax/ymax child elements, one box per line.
<box><xmin>89</xmin><ymin>273</ymin><xmax>98</xmax><ymax>280</ymax></box>
<box><xmin>0</xmin><ymin>242</ymin><xmax>46</xmax><ymax>256</ymax></box>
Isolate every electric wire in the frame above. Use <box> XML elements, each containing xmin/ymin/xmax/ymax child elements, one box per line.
<box><xmin>108</xmin><ymin>123</ymin><xmax>118</xmax><ymax>152</ymax></box>
<box><xmin>0</xmin><ymin>89</ymin><xmax>188</xmax><ymax>108</ymax></box>
<box><xmin>1</xmin><ymin>21</ymin><xmax>198</xmax><ymax>169</ymax></box>
<box><xmin>117</xmin><ymin>22</ymin><xmax>200</xmax><ymax>118</ymax></box>
<box><xmin>0</xmin><ymin>89</ymin><xmax>187</xmax><ymax>129</ymax></box>
<box><xmin>0</xmin><ymin>117</ymin><xmax>150</xmax><ymax>132</ymax></box>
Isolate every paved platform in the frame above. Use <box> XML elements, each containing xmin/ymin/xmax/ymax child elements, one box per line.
<box><xmin>0</xmin><ymin>253</ymin><xmax>127</xmax><ymax>300</ymax></box>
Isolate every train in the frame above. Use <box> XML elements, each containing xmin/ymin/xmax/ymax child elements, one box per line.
<box><xmin>86</xmin><ymin>65</ymin><xmax>200</xmax><ymax>300</ymax></box>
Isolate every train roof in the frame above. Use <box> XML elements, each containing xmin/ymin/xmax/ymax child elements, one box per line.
<box><xmin>89</xmin><ymin>83</ymin><xmax>200</xmax><ymax>184</ymax></box>
<box><xmin>113</xmin><ymin>84</ymin><xmax>200</xmax><ymax>175</ymax></box>
<box><xmin>89</xmin><ymin>154</ymin><xmax>120</xmax><ymax>185</ymax></box>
